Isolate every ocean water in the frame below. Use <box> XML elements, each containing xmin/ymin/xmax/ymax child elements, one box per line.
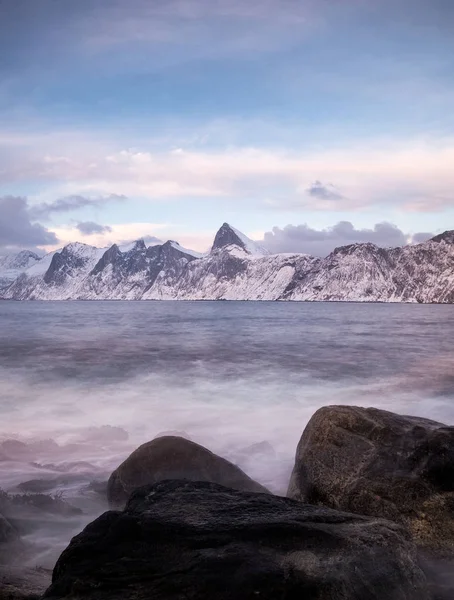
<box><xmin>1</xmin><ymin>300</ymin><xmax>454</xmax><ymax>567</ymax></box>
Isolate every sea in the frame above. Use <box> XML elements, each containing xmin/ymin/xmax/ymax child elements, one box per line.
<box><xmin>1</xmin><ymin>300</ymin><xmax>454</xmax><ymax>567</ymax></box>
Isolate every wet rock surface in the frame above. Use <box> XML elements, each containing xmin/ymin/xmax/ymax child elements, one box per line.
<box><xmin>44</xmin><ymin>480</ymin><xmax>429</xmax><ymax>600</ymax></box>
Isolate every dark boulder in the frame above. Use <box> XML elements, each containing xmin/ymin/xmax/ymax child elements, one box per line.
<box><xmin>107</xmin><ymin>435</ymin><xmax>268</xmax><ymax>508</ymax></box>
<box><xmin>43</xmin><ymin>480</ymin><xmax>429</xmax><ymax>600</ymax></box>
<box><xmin>0</xmin><ymin>512</ymin><xmax>28</xmax><ymax>568</ymax></box>
<box><xmin>287</xmin><ymin>406</ymin><xmax>454</xmax><ymax>557</ymax></box>
<box><xmin>0</xmin><ymin>513</ymin><xmax>18</xmax><ymax>544</ymax></box>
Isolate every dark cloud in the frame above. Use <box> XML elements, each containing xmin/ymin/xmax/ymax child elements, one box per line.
<box><xmin>0</xmin><ymin>196</ymin><xmax>58</xmax><ymax>251</ymax></box>
<box><xmin>76</xmin><ymin>221</ymin><xmax>113</xmax><ymax>235</ymax></box>
<box><xmin>30</xmin><ymin>194</ymin><xmax>126</xmax><ymax>220</ymax></box>
<box><xmin>306</xmin><ymin>181</ymin><xmax>343</xmax><ymax>201</ymax></box>
<box><xmin>261</xmin><ymin>221</ymin><xmax>434</xmax><ymax>257</ymax></box>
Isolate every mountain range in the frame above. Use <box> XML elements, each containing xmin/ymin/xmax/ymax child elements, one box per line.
<box><xmin>1</xmin><ymin>223</ymin><xmax>454</xmax><ymax>302</ymax></box>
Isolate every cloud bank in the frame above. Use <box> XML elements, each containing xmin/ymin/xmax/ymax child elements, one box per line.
<box><xmin>1</xmin><ymin>132</ymin><xmax>453</xmax><ymax>213</ymax></box>
<box><xmin>30</xmin><ymin>194</ymin><xmax>126</xmax><ymax>220</ymax></box>
<box><xmin>261</xmin><ymin>222</ymin><xmax>434</xmax><ymax>256</ymax></box>
<box><xmin>0</xmin><ymin>196</ymin><xmax>58</xmax><ymax>252</ymax></box>
<box><xmin>76</xmin><ymin>221</ymin><xmax>113</xmax><ymax>235</ymax></box>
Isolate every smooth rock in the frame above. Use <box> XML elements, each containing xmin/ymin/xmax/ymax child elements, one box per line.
<box><xmin>107</xmin><ymin>435</ymin><xmax>268</xmax><ymax>508</ymax></box>
<box><xmin>43</xmin><ymin>480</ymin><xmax>429</xmax><ymax>600</ymax></box>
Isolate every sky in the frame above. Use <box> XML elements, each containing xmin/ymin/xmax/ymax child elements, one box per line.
<box><xmin>0</xmin><ymin>0</ymin><xmax>453</xmax><ymax>257</ymax></box>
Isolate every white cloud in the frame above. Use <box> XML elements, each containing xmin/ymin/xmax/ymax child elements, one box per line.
<box><xmin>43</xmin><ymin>222</ymin><xmax>213</xmax><ymax>253</ymax></box>
<box><xmin>260</xmin><ymin>221</ymin><xmax>434</xmax><ymax>256</ymax></box>
<box><xmin>2</xmin><ymin>128</ymin><xmax>454</xmax><ymax>213</ymax></box>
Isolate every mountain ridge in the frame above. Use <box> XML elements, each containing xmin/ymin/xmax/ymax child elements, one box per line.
<box><xmin>2</xmin><ymin>224</ymin><xmax>454</xmax><ymax>303</ymax></box>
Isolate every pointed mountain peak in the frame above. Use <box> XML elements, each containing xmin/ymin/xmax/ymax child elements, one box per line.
<box><xmin>211</xmin><ymin>223</ymin><xmax>242</xmax><ymax>251</ymax></box>
<box><xmin>211</xmin><ymin>223</ymin><xmax>269</xmax><ymax>257</ymax></box>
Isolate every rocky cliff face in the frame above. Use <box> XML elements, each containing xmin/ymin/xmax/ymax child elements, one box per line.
<box><xmin>3</xmin><ymin>224</ymin><xmax>454</xmax><ymax>302</ymax></box>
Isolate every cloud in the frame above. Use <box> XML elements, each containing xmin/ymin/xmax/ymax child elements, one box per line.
<box><xmin>261</xmin><ymin>221</ymin><xmax>434</xmax><ymax>256</ymax></box>
<box><xmin>0</xmin><ymin>195</ymin><xmax>58</xmax><ymax>251</ymax></box>
<box><xmin>2</xmin><ymin>130</ymin><xmax>454</xmax><ymax>212</ymax></box>
<box><xmin>140</xmin><ymin>234</ymin><xmax>164</xmax><ymax>245</ymax></box>
<box><xmin>76</xmin><ymin>221</ymin><xmax>113</xmax><ymax>235</ymax></box>
<box><xmin>411</xmin><ymin>231</ymin><xmax>434</xmax><ymax>244</ymax></box>
<box><xmin>29</xmin><ymin>194</ymin><xmax>126</xmax><ymax>219</ymax></box>
<box><xmin>44</xmin><ymin>222</ymin><xmax>172</xmax><ymax>252</ymax></box>
<box><xmin>306</xmin><ymin>180</ymin><xmax>343</xmax><ymax>201</ymax></box>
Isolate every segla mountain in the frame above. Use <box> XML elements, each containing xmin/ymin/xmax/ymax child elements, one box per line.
<box><xmin>3</xmin><ymin>224</ymin><xmax>454</xmax><ymax>302</ymax></box>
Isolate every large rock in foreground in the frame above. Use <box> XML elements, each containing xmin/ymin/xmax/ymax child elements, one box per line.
<box><xmin>287</xmin><ymin>406</ymin><xmax>454</xmax><ymax>557</ymax></box>
<box><xmin>107</xmin><ymin>435</ymin><xmax>268</xmax><ymax>508</ymax></box>
<box><xmin>44</xmin><ymin>480</ymin><xmax>429</xmax><ymax>600</ymax></box>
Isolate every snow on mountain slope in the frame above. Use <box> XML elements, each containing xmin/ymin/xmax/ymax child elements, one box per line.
<box><xmin>285</xmin><ymin>234</ymin><xmax>454</xmax><ymax>303</ymax></box>
<box><xmin>167</xmin><ymin>250</ymin><xmax>316</xmax><ymax>300</ymax></box>
<box><xmin>3</xmin><ymin>225</ymin><xmax>454</xmax><ymax>303</ymax></box>
<box><xmin>83</xmin><ymin>240</ymin><xmax>198</xmax><ymax>300</ymax></box>
<box><xmin>169</xmin><ymin>241</ymin><xmax>204</xmax><ymax>259</ymax></box>
<box><xmin>284</xmin><ymin>243</ymin><xmax>396</xmax><ymax>302</ymax></box>
<box><xmin>4</xmin><ymin>243</ymin><xmax>105</xmax><ymax>300</ymax></box>
<box><xmin>0</xmin><ymin>250</ymin><xmax>41</xmax><ymax>293</ymax></box>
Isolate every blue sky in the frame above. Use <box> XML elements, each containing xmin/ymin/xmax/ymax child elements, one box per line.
<box><xmin>1</xmin><ymin>0</ymin><xmax>453</xmax><ymax>255</ymax></box>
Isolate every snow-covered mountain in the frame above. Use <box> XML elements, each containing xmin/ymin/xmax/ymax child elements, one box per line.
<box><xmin>0</xmin><ymin>250</ymin><xmax>41</xmax><ymax>293</ymax></box>
<box><xmin>284</xmin><ymin>232</ymin><xmax>454</xmax><ymax>303</ymax></box>
<box><xmin>2</xmin><ymin>224</ymin><xmax>454</xmax><ymax>302</ymax></box>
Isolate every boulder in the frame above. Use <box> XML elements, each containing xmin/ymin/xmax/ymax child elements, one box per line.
<box><xmin>0</xmin><ymin>513</ymin><xmax>28</xmax><ymax>567</ymax></box>
<box><xmin>107</xmin><ymin>435</ymin><xmax>268</xmax><ymax>508</ymax></box>
<box><xmin>43</xmin><ymin>480</ymin><xmax>429</xmax><ymax>600</ymax></box>
<box><xmin>0</xmin><ymin>513</ymin><xmax>18</xmax><ymax>544</ymax></box>
<box><xmin>287</xmin><ymin>406</ymin><xmax>454</xmax><ymax>557</ymax></box>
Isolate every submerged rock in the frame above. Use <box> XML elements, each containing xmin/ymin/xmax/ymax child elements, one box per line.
<box><xmin>43</xmin><ymin>480</ymin><xmax>429</xmax><ymax>600</ymax></box>
<box><xmin>0</xmin><ymin>512</ymin><xmax>18</xmax><ymax>544</ymax></box>
<box><xmin>0</xmin><ymin>565</ymin><xmax>51</xmax><ymax>600</ymax></box>
<box><xmin>287</xmin><ymin>405</ymin><xmax>454</xmax><ymax>557</ymax></box>
<box><xmin>0</xmin><ymin>512</ymin><xmax>30</xmax><ymax>569</ymax></box>
<box><xmin>107</xmin><ymin>435</ymin><xmax>268</xmax><ymax>508</ymax></box>
<box><xmin>0</xmin><ymin>491</ymin><xmax>83</xmax><ymax>537</ymax></box>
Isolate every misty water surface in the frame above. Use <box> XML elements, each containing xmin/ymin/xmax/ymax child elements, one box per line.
<box><xmin>1</xmin><ymin>300</ymin><xmax>454</xmax><ymax>566</ymax></box>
